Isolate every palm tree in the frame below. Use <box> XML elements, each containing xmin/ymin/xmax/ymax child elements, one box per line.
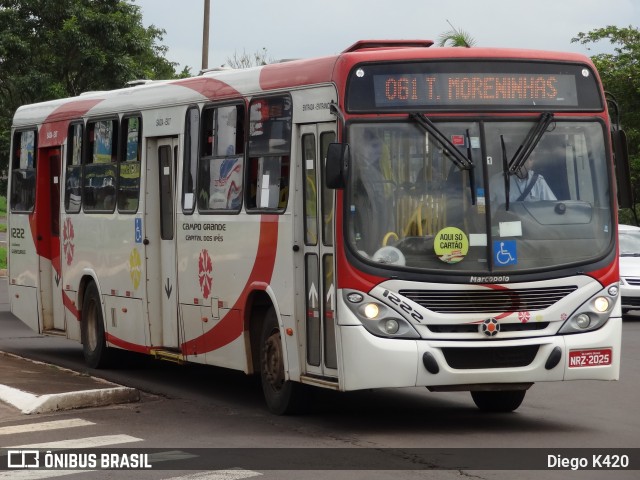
<box><xmin>438</xmin><ymin>20</ymin><xmax>476</xmax><ymax>48</ymax></box>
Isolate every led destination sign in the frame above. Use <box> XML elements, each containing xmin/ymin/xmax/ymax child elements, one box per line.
<box><xmin>346</xmin><ymin>61</ymin><xmax>603</xmax><ymax>111</ymax></box>
<box><xmin>374</xmin><ymin>73</ymin><xmax>577</xmax><ymax>107</ymax></box>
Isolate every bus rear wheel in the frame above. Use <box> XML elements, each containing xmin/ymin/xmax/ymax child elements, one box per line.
<box><xmin>81</xmin><ymin>282</ymin><xmax>110</xmax><ymax>369</ymax></box>
<box><xmin>470</xmin><ymin>389</ymin><xmax>526</xmax><ymax>412</ymax></box>
<box><xmin>260</xmin><ymin>308</ymin><xmax>304</xmax><ymax>415</ymax></box>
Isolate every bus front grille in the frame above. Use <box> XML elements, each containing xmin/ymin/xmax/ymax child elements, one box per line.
<box><xmin>400</xmin><ymin>286</ymin><xmax>577</xmax><ymax>313</ymax></box>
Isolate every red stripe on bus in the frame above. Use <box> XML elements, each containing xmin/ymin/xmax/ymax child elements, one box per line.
<box><xmin>181</xmin><ymin>215</ymin><xmax>279</xmax><ymax>355</ymax></box>
<box><xmin>105</xmin><ymin>333</ymin><xmax>151</xmax><ymax>354</ymax></box>
<box><xmin>483</xmin><ymin>284</ymin><xmax>517</xmax><ymax>320</ymax></box>
<box><xmin>174</xmin><ymin>77</ymin><xmax>242</xmax><ymax>101</ymax></box>
<box><xmin>45</xmin><ymin>99</ymin><xmax>104</xmax><ymax>124</ymax></box>
<box><xmin>39</xmin><ymin>99</ymin><xmax>104</xmax><ymax>147</ymax></box>
<box><xmin>62</xmin><ymin>291</ymin><xmax>80</xmax><ymax>320</ymax></box>
<box><xmin>259</xmin><ymin>56</ymin><xmax>337</xmax><ymax>91</ymax></box>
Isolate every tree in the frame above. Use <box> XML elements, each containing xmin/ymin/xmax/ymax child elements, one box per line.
<box><xmin>0</xmin><ymin>0</ymin><xmax>189</xmax><ymax>184</ymax></box>
<box><xmin>437</xmin><ymin>20</ymin><xmax>476</xmax><ymax>48</ymax></box>
<box><xmin>224</xmin><ymin>48</ymin><xmax>275</xmax><ymax>69</ymax></box>
<box><xmin>572</xmin><ymin>26</ymin><xmax>640</xmax><ymax>223</ymax></box>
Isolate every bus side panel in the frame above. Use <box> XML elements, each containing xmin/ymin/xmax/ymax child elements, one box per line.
<box><xmin>268</xmin><ymin>211</ymin><xmax>298</xmax><ymax>381</ymax></box>
<box><xmin>177</xmin><ymin>214</ymin><xmax>260</xmax><ymax>370</ymax></box>
<box><xmin>204</xmin><ymin>308</ymin><xmax>249</xmax><ymax>371</ymax></box>
<box><xmin>8</xmin><ymin>212</ymin><xmax>40</xmax><ymax>332</ymax></box>
<box><xmin>7</xmin><ymin>216</ymin><xmax>38</xmax><ymax>288</ymax></box>
<box><xmin>103</xmin><ymin>296</ymin><xmax>148</xmax><ymax>351</ymax></box>
<box><xmin>9</xmin><ymin>285</ymin><xmax>40</xmax><ymax>333</ymax></box>
<box><xmin>64</xmin><ymin>213</ymin><xmax>147</xmax><ymax>348</ymax></box>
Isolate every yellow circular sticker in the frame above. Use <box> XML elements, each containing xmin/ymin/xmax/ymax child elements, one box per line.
<box><xmin>434</xmin><ymin>227</ymin><xmax>469</xmax><ymax>264</ymax></box>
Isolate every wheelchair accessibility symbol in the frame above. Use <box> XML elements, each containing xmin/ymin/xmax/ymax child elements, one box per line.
<box><xmin>493</xmin><ymin>240</ymin><xmax>517</xmax><ymax>266</ymax></box>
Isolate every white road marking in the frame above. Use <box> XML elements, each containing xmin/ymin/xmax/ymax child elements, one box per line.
<box><xmin>163</xmin><ymin>470</ymin><xmax>263</xmax><ymax>480</ymax></box>
<box><xmin>7</xmin><ymin>434</ymin><xmax>143</xmax><ymax>449</ymax></box>
<box><xmin>0</xmin><ymin>469</ymin><xmax>263</xmax><ymax>480</ymax></box>
<box><xmin>0</xmin><ymin>470</ymin><xmax>91</xmax><ymax>479</ymax></box>
<box><xmin>0</xmin><ymin>419</ymin><xmax>94</xmax><ymax>436</ymax></box>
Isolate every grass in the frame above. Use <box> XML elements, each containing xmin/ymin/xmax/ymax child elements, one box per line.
<box><xmin>0</xmin><ymin>246</ymin><xmax>5</xmax><ymax>270</ymax></box>
<box><xmin>0</xmin><ymin>195</ymin><xmax>5</xmax><ymax>217</ymax></box>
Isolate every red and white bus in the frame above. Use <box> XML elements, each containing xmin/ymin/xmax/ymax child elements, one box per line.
<box><xmin>8</xmin><ymin>40</ymin><xmax>632</xmax><ymax>414</ymax></box>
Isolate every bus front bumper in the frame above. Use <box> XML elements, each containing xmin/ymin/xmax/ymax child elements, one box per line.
<box><xmin>338</xmin><ymin>317</ymin><xmax>622</xmax><ymax>391</ymax></box>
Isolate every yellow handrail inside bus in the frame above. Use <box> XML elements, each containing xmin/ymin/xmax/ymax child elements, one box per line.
<box><xmin>383</xmin><ymin>231</ymin><xmax>399</xmax><ymax>246</ymax></box>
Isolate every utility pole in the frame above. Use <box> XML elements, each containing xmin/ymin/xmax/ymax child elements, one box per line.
<box><xmin>202</xmin><ymin>0</ymin><xmax>210</xmax><ymax>70</ymax></box>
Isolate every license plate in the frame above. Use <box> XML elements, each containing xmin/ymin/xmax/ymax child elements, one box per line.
<box><xmin>568</xmin><ymin>348</ymin><xmax>612</xmax><ymax>368</ymax></box>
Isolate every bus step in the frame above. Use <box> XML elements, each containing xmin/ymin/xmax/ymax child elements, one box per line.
<box><xmin>150</xmin><ymin>349</ymin><xmax>185</xmax><ymax>364</ymax></box>
<box><xmin>300</xmin><ymin>374</ymin><xmax>340</xmax><ymax>390</ymax></box>
<box><xmin>42</xmin><ymin>328</ymin><xmax>67</xmax><ymax>337</ymax></box>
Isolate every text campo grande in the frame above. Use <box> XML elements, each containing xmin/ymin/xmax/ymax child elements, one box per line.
<box><xmin>182</xmin><ymin>222</ymin><xmax>226</xmax><ymax>242</ymax></box>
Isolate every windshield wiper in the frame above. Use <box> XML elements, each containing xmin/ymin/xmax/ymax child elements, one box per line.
<box><xmin>410</xmin><ymin>113</ymin><xmax>476</xmax><ymax>204</ymax></box>
<box><xmin>465</xmin><ymin>129</ymin><xmax>477</xmax><ymax>205</ymax></box>
<box><xmin>500</xmin><ymin>135</ymin><xmax>511</xmax><ymax>211</ymax></box>
<box><xmin>410</xmin><ymin>113</ymin><xmax>473</xmax><ymax>170</ymax></box>
<box><xmin>508</xmin><ymin>112</ymin><xmax>554</xmax><ymax>175</ymax></box>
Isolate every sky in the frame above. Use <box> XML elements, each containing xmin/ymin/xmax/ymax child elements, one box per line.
<box><xmin>133</xmin><ymin>0</ymin><xmax>640</xmax><ymax>73</ymax></box>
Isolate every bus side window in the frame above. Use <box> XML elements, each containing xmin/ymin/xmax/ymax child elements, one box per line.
<box><xmin>246</xmin><ymin>95</ymin><xmax>291</xmax><ymax>212</ymax></box>
<box><xmin>197</xmin><ymin>104</ymin><xmax>245</xmax><ymax>212</ymax></box>
<box><xmin>10</xmin><ymin>129</ymin><xmax>37</xmax><ymax>213</ymax></box>
<box><xmin>183</xmin><ymin>107</ymin><xmax>199</xmax><ymax>214</ymax></box>
<box><xmin>117</xmin><ymin>116</ymin><xmax>142</xmax><ymax>213</ymax></box>
<box><xmin>65</xmin><ymin>123</ymin><xmax>83</xmax><ymax>213</ymax></box>
<box><xmin>83</xmin><ymin>119</ymin><xmax>117</xmax><ymax>213</ymax></box>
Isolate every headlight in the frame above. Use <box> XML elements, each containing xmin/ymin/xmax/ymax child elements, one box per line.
<box><xmin>559</xmin><ymin>283</ymin><xmax>618</xmax><ymax>335</ymax></box>
<box><xmin>383</xmin><ymin>319</ymin><xmax>400</xmax><ymax>334</ymax></box>
<box><xmin>574</xmin><ymin>313</ymin><xmax>591</xmax><ymax>329</ymax></box>
<box><xmin>363</xmin><ymin>303</ymin><xmax>380</xmax><ymax>319</ymax></box>
<box><xmin>345</xmin><ymin>291</ymin><xmax>420</xmax><ymax>339</ymax></box>
<box><xmin>594</xmin><ymin>296</ymin><xmax>609</xmax><ymax>313</ymax></box>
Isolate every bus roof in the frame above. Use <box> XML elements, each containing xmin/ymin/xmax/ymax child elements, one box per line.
<box><xmin>12</xmin><ymin>41</ymin><xmax>597</xmax><ymax>128</ymax></box>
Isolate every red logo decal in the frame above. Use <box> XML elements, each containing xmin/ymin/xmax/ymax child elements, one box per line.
<box><xmin>198</xmin><ymin>249</ymin><xmax>213</xmax><ymax>299</ymax></box>
<box><xmin>62</xmin><ymin>218</ymin><xmax>75</xmax><ymax>265</ymax></box>
<box><xmin>518</xmin><ymin>311</ymin><xmax>530</xmax><ymax>323</ymax></box>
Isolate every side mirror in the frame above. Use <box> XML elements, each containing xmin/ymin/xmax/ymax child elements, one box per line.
<box><xmin>325</xmin><ymin>143</ymin><xmax>350</xmax><ymax>189</ymax></box>
<box><xmin>612</xmin><ymin>129</ymin><xmax>633</xmax><ymax>209</ymax></box>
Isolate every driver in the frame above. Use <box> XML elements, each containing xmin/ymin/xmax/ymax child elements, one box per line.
<box><xmin>489</xmin><ymin>150</ymin><xmax>556</xmax><ymax>209</ymax></box>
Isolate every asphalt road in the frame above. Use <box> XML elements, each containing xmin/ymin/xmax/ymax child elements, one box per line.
<box><xmin>0</xmin><ymin>280</ymin><xmax>638</xmax><ymax>479</ymax></box>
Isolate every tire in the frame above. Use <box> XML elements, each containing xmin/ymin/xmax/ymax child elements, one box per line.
<box><xmin>81</xmin><ymin>282</ymin><xmax>110</xmax><ymax>369</ymax></box>
<box><xmin>470</xmin><ymin>389</ymin><xmax>526</xmax><ymax>413</ymax></box>
<box><xmin>259</xmin><ymin>307</ymin><xmax>305</xmax><ymax>415</ymax></box>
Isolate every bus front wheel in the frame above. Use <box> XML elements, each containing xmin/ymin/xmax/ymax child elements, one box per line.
<box><xmin>259</xmin><ymin>308</ymin><xmax>305</xmax><ymax>415</ymax></box>
<box><xmin>81</xmin><ymin>282</ymin><xmax>110</xmax><ymax>369</ymax></box>
<box><xmin>470</xmin><ymin>389</ymin><xmax>526</xmax><ymax>413</ymax></box>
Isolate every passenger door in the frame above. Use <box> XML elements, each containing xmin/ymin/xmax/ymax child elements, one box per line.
<box><xmin>298</xmin><ymin>124</ymin><xmax>337</xmax><ymax>378</ymax></box>
<box><xmin>37</xmin><ymin>147</ymin><xmax>65</xmax><ymax>332</ymax></box>
<box><xmin>147</xmin><ymin>137</ymin><xmax>180</xmax><ymax>349</ymax></box>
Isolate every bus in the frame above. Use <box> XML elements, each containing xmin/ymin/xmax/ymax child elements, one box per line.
<box><xmin>7</xmin><ymin>40</ymin><xmax>632</xmax><ymax>414</ymax></box>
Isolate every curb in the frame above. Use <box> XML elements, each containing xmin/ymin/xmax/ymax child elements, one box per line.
<box><xmin>0</xmin><ymin>353</ymin><xmax>140</xmax><ymax>414</ymax></box>
<box><xmin>0</xmin><ymin>384</ymin><xmax>140</xmax><ymax>415</ymax></box>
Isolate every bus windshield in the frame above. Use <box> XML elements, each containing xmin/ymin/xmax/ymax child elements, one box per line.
<box><xmin>346</xmin><ymin>119</ymin><xmax>612</xmax><ymax>273</ymax></box>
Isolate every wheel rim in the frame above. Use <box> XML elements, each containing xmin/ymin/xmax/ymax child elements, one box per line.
<box><xmin>263</xmin><ymin>329</ymin><xmax>285</xmax><ymax>392</ymax></box>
